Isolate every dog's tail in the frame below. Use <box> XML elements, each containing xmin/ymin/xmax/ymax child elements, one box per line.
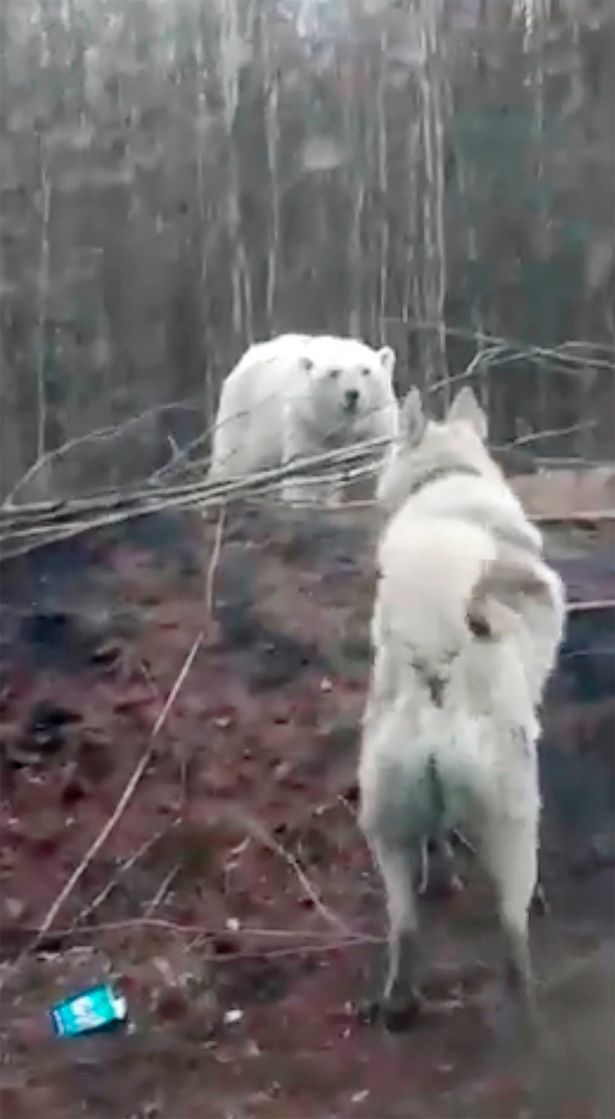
<box><xmin>469</xmin><ymin>547</ymin><xmax>566</xmax><ymax>701</ymax></box>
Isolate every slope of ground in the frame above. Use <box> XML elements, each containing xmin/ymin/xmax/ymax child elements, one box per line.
<box><xmin>0</xmin><ymin>495</ymin><xmax>614</xmax><ymax>1118</ymax></box>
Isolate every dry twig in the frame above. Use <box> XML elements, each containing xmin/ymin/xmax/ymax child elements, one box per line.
<box><xmin>142</xmin><ymin>864</ymin><xmax>181</xmax><ymax>919</ymax></box>
<box><xmin>567</xmin><ymin>599</ymin><xmax>615</xmax><ymax>614</ymax></box>
<box><xmin>237</xmin><ymin>812</ymin><xmax>353</xmax><ymax>937</ymax></box>
<box><xmin>68</xmin><ymin>819</ymin><xmax>181</xmax><ymax>931</ymax></box>
<box><xmin>205</xmin><ymin>505</ymin><xmax>226</xmax><ymax>619</ymax></box>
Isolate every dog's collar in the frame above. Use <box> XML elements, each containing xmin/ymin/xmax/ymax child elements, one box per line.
<box><xmin>407</xmin><ymin>463</ymin><xmax>482</xmax><ymax>498</ymax></box>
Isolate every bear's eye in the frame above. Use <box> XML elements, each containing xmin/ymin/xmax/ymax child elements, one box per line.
<box><xmin>361</xmin><ymin>367</ymin><xmax>371</xmax><ymax>377</ymax></box>
<box><xmin>329</xmin><ymin>368</ymin><xmax>341</xmax><ymax>380</ymax></box>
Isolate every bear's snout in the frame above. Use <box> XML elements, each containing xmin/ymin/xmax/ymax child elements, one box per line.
<box><xmin>344</xmin><ymin>388</ymin><xmax>360</xmax><ymax>412</ymax></box>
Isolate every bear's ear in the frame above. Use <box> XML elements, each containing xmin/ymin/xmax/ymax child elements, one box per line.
<box><xmin>377</xmin><ymin>346</ymin><xmax>396</xmax><ymax>378</ymax></box>
<box><xmin>446</xmin><ymin>386</ymin><xmax>488</xmax><ymax>441</ymax></box>
<box><xmin>298</xmin><ymin>355</ymin><xmax>314</xmax><ymax>373</ymax></box>
<box><xmin>400</xmin><ymin>387</ymin><xmax>426</xmax><ymax>446</ymax></box>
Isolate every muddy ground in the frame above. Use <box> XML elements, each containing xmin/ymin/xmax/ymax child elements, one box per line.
<box><xmin>0</xmin><ymin>497</ymin><xmax>614</xmax><ymax>1119</ymax></box>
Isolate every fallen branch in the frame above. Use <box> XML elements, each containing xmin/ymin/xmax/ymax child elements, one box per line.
<box><xmin>533</xmin><ymin>511</ymin><xmax>615</xmax><ymax>526</ymax></box>
<box><xmin>142</xmin><ymin>864</ymin><xmax>181</xmax><ymax>920</ymax></box>
<box><xmin>237</xmin><ymin>812</ymin><xmax>353</xmax><ymax>937</ymax></box>
<box><xmin>4</xmin><ymin>397</ymin><xmax>203</xmax><ymax>508</ymax></box>
<box><xmin>567</xmin><ymin>599</ymin><xmax>615</xmax><ymax>614</ymax></box>
<box><xmin>68</xmin><ymin>819</ymin><xmax>181</xmax><ymax>932</ymax></box>
<box><xmin>0</xmin><ymin>919</ymin><xmax>379</xmax><ymax>963</ymax></box>
<box><xmin>0</xmin><ymin>434</ymin><xmax>390</xmax><ymax>558</ymax></box>
<box><xmin>205</xmin><ymin>505</ymin><xmax>226</xmax><ymax>619</ymax></box>
<box><xmin>25</xmin><ymin>919</ymin><xmax>373</xmax><ymax>942</ymax></box>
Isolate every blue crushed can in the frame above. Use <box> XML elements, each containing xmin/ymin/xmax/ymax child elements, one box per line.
<box><xmin>50</xmin><ymin>984</ymin><xmax>128</xmax><ymax>1038</ymax></box>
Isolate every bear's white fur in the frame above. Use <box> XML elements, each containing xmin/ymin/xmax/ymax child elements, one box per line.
<box><xmin>208</xmin><ymin>333</ymin><xmax>399</xmax><ymax>503</ymax></box>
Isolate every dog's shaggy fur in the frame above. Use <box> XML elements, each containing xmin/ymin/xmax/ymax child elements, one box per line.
<box><xmin>208</xmin><ymin>334</ymin><xmax>399</xmax><ymax>504</ymax></box>
<box><xmin>359</xmin><ymin>386</ymin><xmax>566</xmax><ymax>1029</ymax></box>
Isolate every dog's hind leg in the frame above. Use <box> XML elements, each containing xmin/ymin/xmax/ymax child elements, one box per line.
<box><xmin>479</xmin><ymin>813</ymin><xmax>539</xmax><ymax>1025</ymax></box>
<box><xmin>447</xmin><ymin>828</ymin><xmax>547</xmax><ymax>912</ymax></box>
<box><xmin>364</xmin><ymin>838</ymin><xmax>423</xmax><ymax>1030</ymax></box>
<box><xmin>530</xmin><ymin>879</ymin><xmax>549</xmax><ymax>916</ymax></box>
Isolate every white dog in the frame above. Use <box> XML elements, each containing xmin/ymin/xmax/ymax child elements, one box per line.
<box><xmin>208</xmin><ymin>334</ymin><xmax>399</xmax><ymax>503</ymax></box>
<box><xmin>358</xmin><ymin>385</ymin><xmax>566</xmax><ymax>1030</ymax></box>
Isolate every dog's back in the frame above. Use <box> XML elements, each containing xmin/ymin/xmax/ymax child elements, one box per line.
<box><xmin>378</xmin><ymin>513</ymin><xmax>496</xmax><ymax>666</ymax></box>
<box><xmin>376</xmin><ymin>485</ymin><xmax>565</xmax><ymax>718</ymax></box>
<box><xmin>373</xmin><ymin>385</ymin><xmax>565</xmax><ymax>713</ymax></box>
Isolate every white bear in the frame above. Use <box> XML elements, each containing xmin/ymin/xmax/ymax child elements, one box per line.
<box><xmin>208</xmin><ymin>333</ymin><xmax>399</xmax><ymax>503</ymax></box>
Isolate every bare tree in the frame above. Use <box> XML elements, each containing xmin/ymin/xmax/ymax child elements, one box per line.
<box><xmin>416</xmin><ymin>0</ymin><xmax>449</xmax><ymax>397</ymax></box>
<box><xmin>261</xmin><ymin>2</ymin><xmax>281</xmax><ymax>331</ymax></box>
<box><xmin>215</xmin><ymin>0</ymin><xmax>253</xmax><ymax>346</ymax></box>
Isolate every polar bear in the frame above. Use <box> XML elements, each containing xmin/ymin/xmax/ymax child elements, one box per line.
<box><xmin>208</xmin><ymin>333</ymin><xmax>399</xmax><ymax>503</ymax></box>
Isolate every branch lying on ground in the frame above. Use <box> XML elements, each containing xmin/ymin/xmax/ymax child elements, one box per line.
<box><xmin>5</xmin><ymin>324</ymin><xmax>612</xmax><ymax>511</ymax></box>
<box><xmin>3</xmin><ymin>397</ymin><xmax>204</xmax><ymax>508</ymax></box>
<box><xmin>0</xmin><ymin>434</ymin><xmax>388</xmax><ymax>520</ymax></box>
<box><xmin>205</xmin><ymin>506</ymin><xmax>226</xmax><ymax>620</ymax></box>
<box><xmin>68</xmin><ymin>819</ymin><xmax>181</xmax><ymax>932</ymax></box>
<box><xmin>3</xmin><ymin>323</ymin><xmax>613</xmax><ymax>526</ymax></box>
<box><xmin>566</xmin><ymin>599</ymin><xmax>615</xmax><ymax>614</ymax></box>
<box><xmin>1</xmin><ymin>328</ymin><xmax>612</xmax><ymax>561</ymax></box>
<box><xmin>532</xmin><ymin>511</ymin><xmax>615</xmax><ymax>526</ymax></box>
<box><xmin>236</xmin><ymin>811</ymin><xmax>353</xmax><ymax>937</ymax></box>
<box><xmin>142</xmin><ymin>864</ymin><xmax>181</xmax><ymax>920</ymax></box>
<box><xmin>1</xmin><ymin>920</ymin><xmax>379</xmax><ymax>968</ymax></box>
<box><xmin>1</xmin><ymin>499</ymin><xmax>613</xmax><ymax>564</ymax></box>
<box><xmin>1</xmin><ymin>432</ymin><xmax>613</xmax><ymax>562</ymax></box>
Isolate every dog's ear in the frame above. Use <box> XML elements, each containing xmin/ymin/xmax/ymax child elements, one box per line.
<box><xmin>400</xmin><ymin>387</ymin><xmax>426</xmax><ymax>445</ymax></box>
<box><xmin>447</xmin><ymin>386</ymin><xmax>488</xmax><ymax>441</ymax></box>
<box><xmin>377</xmin><ymin>346</ymin><xmax>396</xmax><ymax>379</ymax></box>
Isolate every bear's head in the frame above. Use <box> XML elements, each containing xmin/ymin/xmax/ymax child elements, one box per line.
<box><xmin>297</xmin><ymin>337</ymin><xmax>396</xmax><ymax>433</ymax></box>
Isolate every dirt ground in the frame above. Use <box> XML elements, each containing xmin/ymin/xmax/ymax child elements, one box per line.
<box><xmin>1</xmin><ymin>497</ymin><xmax>614</xmax><ymax>1119</ymax></box>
